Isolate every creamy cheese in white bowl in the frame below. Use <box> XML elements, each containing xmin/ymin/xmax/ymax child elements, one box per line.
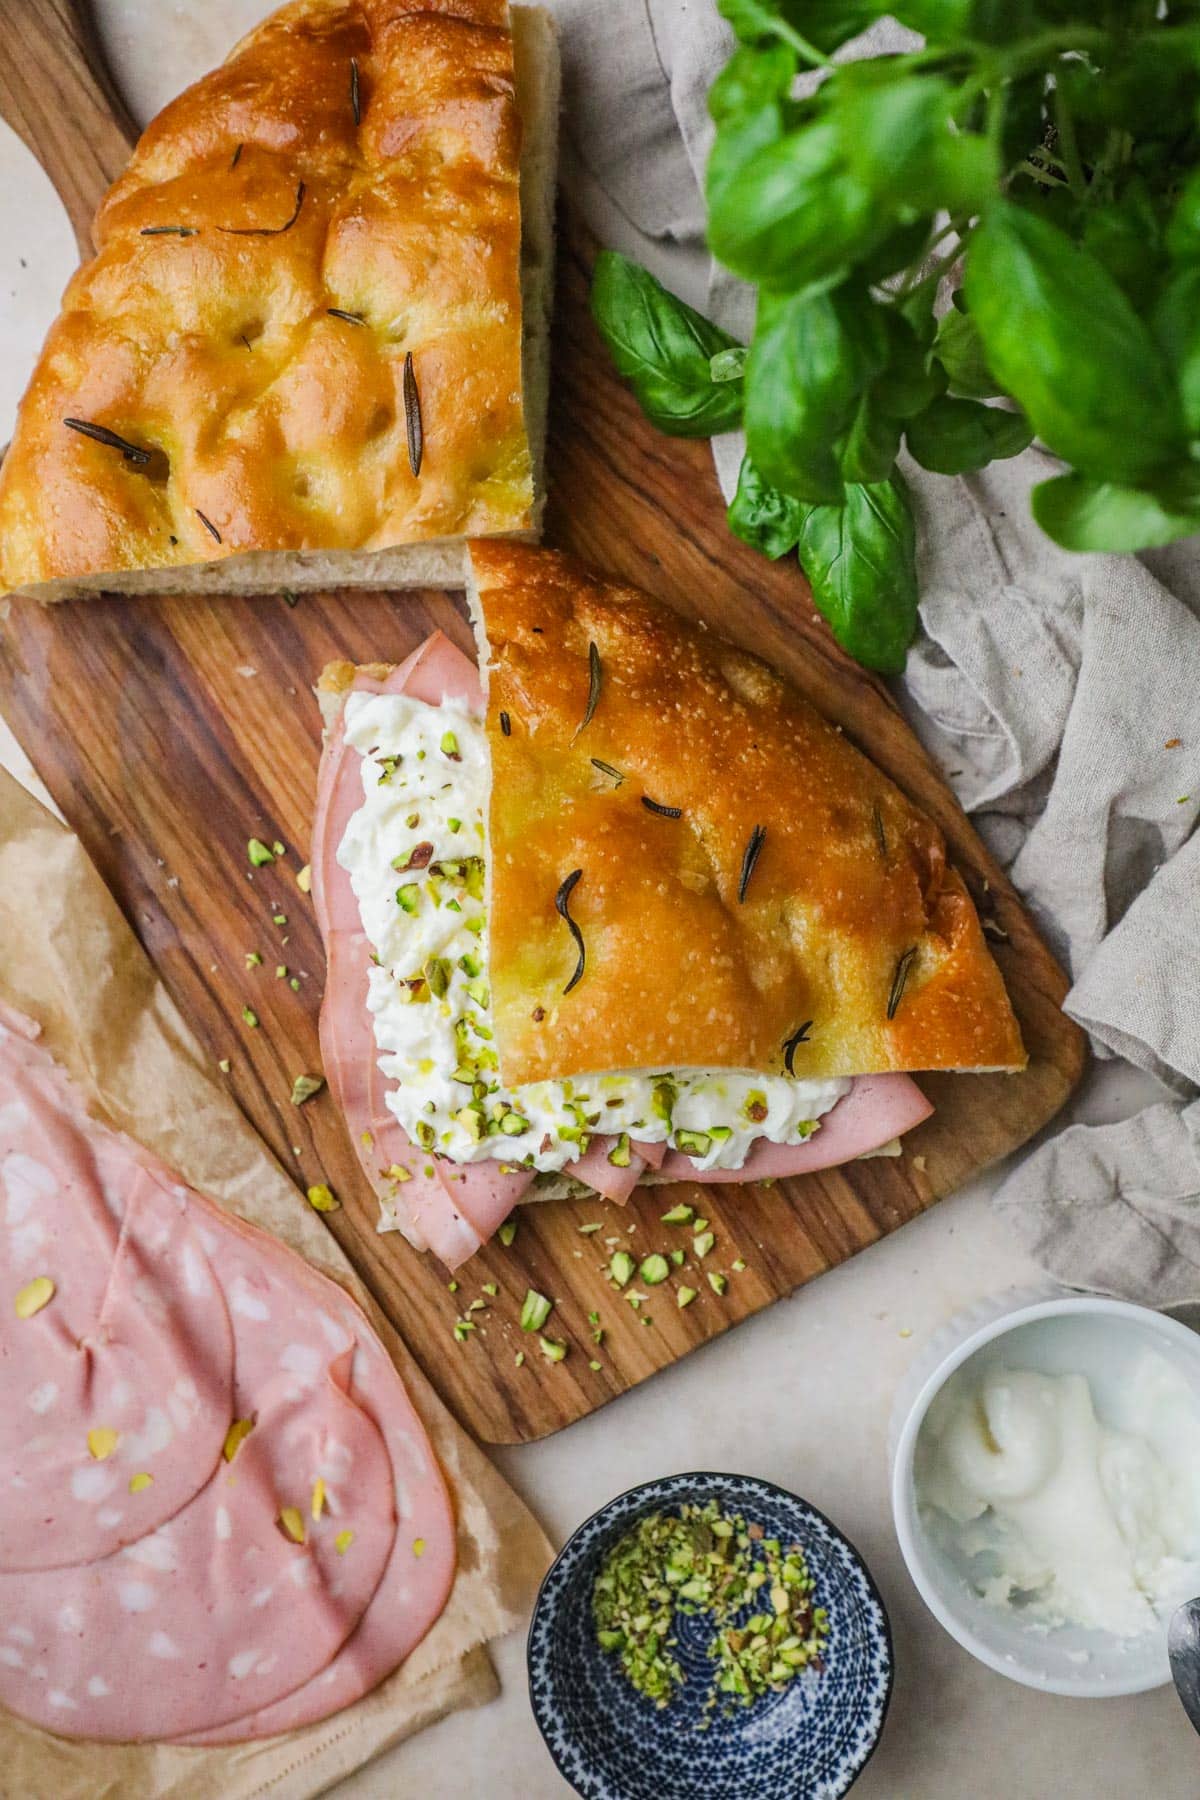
<box><xmin>890</xmin><ymin>1290</ymin><xmax>1200</xmax><ymax>1695</ymax></box>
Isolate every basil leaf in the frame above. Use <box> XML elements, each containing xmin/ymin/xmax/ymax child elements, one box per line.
<box><xmin>876</xmin><ymin>312</ymin><xmax>948</xmax><ymax>417</ymax></box>
<box><xmin>965</xmin><ymin>201</ymin><xmax>1184</xmax><ymax>484</ymax></box>
<box><xmin>830</xmin><ymin>67</ymin><xmax>996</xmax><ymax>217</ymax></box>
<box><xmin>707</xmin><ymin>116</ymin><xmax>879</xmax><ymax>289</ymax></box>
<box><xmin>1032</xmin><ymin>473</ymin><xmax>1200</xmax><ymax>554</ymax></box>
<box><xmin>589</xmin><ymin>252</ymin><xmax>744</xmax><ymax>438</ymax></box>
<box><xmin>719</xmin><ymin>0</ymin><xmax>878</xmax><ymax>52</ymax></box>
<box><xmin>1152</xmin><ymin>266</ymin><xmax>1200</xmax><ymax>435</ymax></box>
<box><xmin>727</xmin><ymin>454</ymin><xmax>807</xmax><ymax>558</ymax></box>
<box><xmin>744</xmin><ymin>286</ymin><xmax>889</xmax><ymax>504</ymax></box>
<box><xmin>840</xmin><ymin>391</ymin><xmax>903</xmax><ymax>485</ymax></box>
<box><xmin>797</xmin><ymin>477</ymin><xmax>918</xmax><ymax>673</ymax></box>
<box><xmin>932</xmin><ymin>305</ymin><xmax>1003</xmax><ymax>399</ymax></box>
<box><xmin>906</xmin><ymin>396</ymin><xmax>1032</xmax><ymax>476</ymax></box>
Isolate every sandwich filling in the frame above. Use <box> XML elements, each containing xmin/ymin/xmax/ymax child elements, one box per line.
<box><xmin>337</xmin><ymin>691</ymin><xmax>850</xmax><ymax>1176</ymax></box>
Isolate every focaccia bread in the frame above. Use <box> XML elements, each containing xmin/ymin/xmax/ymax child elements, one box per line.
<box><xmin>467</xmin><ymin>541</ymin><xmax>1026</xmax><ymax>1086</ymax></box>
<box><xmin>0</xmin><ymin>0</ymin><xmax>558</xmax><ymax>601</ymax></box>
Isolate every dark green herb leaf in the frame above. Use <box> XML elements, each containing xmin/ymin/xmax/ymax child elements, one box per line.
<box><xmin>62</xmin><ymin>419</ymin><xmax>151</xmax><ymax>467</ymax></box>
<box><xmin>591</xmin><ymin>758</ymin><xmax>625</xmax><ymax>784</ymax></box>
<box><xmin>403</xmin><ymin>352</ymin><xmax>423</xmax><ymax>476</ymax></box>
<box><xmin>140</xmin><ymin>225</ymin><xmax>198</xmax><ymax>238</ymax></box>
<box><xmin>220</xmin><ymin>180</ymin><xmax>306</xmax><ymax>237</ymax></box>
<box><xmin>579</xmin><ymin>642</ymin><xmax>602</xmax><ymax>735</ymax></box>
<box><xmin>831</xmin><ymin>65</ymin><xmax>996</xmax><ymax>217</ymax></box>
<box><xmin>840</xmin><ymin>390</ymin><xmax>904</xmax><ymax>486</ymax></box>
<box><xmin>782</xmin><ymin>1019</ymin><xmax>813</xmax><ymax>1074</ymax></box>
<box><xmin>327</xmin><ymin>307</ymin><xmax>365</xmax><ymax>325</ymax></box>
<box><xmin>966</xmin><ymin>200</ymin><xmax>1183</xmax><ymax>484</ymax></box>
<box><xmin>887</xmin><ymin>947</ymin><xmax>917</xmax><ymax>1020</ymax></box>
<box><xmin>738</xmin><ymin>824</ymin><xmax>767</xmax><ymax>903</ymax></box>
<box><xmin>906</xmin><ymin>396</ymin><xmax>1032</xmax><ymax>476</ymax></box>
<box><xmin>350</xmin><ymin>57</ymin><xmax>361</xmax><ymax>126</ymax></box>
<box><xmin>555</xmin><ymin>870</ymin><xmax>586</xmax><ymax>994</ymax></box>
<box><xmin>195</xmin><ymin>509</ymin><xmax>222</xmax><ymax>543</ymax></box>
<box><xmin>727</xmin><ymin>454</ymin><xmax>807</xmax><ymax>559</ymax></box>
<box><xmin>796</xmin><ymin>477</ymin><xmax>918</xmax><ymax>674</ymax></box>
<box><xmin>590</xmin><ymin>253</ymin><xmax>744</xmax><ymax>438</ymax></box>
<box><xmin>499</xmin><ymin>711</ymin><xmax>512</xmax><ymax>736</ymax></box>
<box><xmin>642</xmin><ymin>796</ymin><xmax>683</xmax><ymax>819</ymax></box>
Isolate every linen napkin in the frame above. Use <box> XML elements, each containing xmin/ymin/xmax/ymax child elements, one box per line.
<box><xmin>554</xmin><ymin>0</ymin><xmax>1200</xmax><ymax>1304</ymax></box>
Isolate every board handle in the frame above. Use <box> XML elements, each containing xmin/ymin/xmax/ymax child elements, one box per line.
<box><xmin>0</xmin><ymin>0</ymin><xmax>136</xmax><ymax>259</ymax></box>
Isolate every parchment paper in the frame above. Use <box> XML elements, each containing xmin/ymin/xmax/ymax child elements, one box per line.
<box><xmin>0</xmin><ymin>765</ymin><xmax>553</xmax><ymax>1800</ymax></box>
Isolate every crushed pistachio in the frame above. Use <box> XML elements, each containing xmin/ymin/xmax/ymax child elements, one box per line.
<box><xmin>218</xmin><ymin>1058</ymin><xmax>231</xmax><ymax>1073</ymax></box>
<box><xmin>247</xmin><ymin>838</ymin><xmax>275</xmax><ymax>867</ymax></box>
<box><xmin>539</xmin><ymin>1336</ymin><xmax>568</xmax><ymax>1362</ymax></box>
<box><xmin>640</xmin><ymin>1253</ymin><xmax>670</xmax><ymax>1286</ymax></box>
<box><xmin>14</xmin><ymin>1276</ymin><xmax>55</xmax><ymax>1319</ymax></box>
<box><xmin>453</xmin><ymin>1318</ymin><xmax>476</xmax><ymax>1343</ymax></box>
<box><xmin>276</xmin><ymin>964</ymin><xmax>288</xmax><ymax>979</ymax></box>
<box><xmin>223</xmin><ymin>1417</ymin><xmax>254</xmax><ymax>1462</ymax></box>
<box><xmin>677</xmin><ymin>1285</ymin><xmax>698</xmax><ymax>1309</ymax></box>
<box><xmin>732</xmin><ymin>1258</ymin><xmax>747</xmax><ymax>1273</ymax></box>
<box><xmin>608</xmin><ymin>1133</ymin><xmax>632</xmax><ymax>1168</ymax></box>
<box><xmin>273</xmin><ymin>911</ymin><xmax>288</xmax><ymax>926</ymax></box>
<box><xmin>87</xmin><ymin>1427</ymin><xmax>119</xmax><ymax>1461</ymax></box>
<box><xmin>311</xmin><ymin>1477</ymin><xmax>326</xmax><ymax>1520</ymax></box>
<box><xmin>708</xmin><ymin>1272</ymin><xmax>728</xmax><ymax>1297</ymax></box>
<box><xmin>520</xmin><ymin>1289</ymin><xmax>553</xmax><ymax>1333</ymax></box>
<box><xmin>335</xmin><ymin>1529</ymin><xmax>354</xmax><ymax>1554</ymax></box>
<box><xmin>482</xmin><ymin>1281</ymin><xmax>499</xmax><ymax>1297</ymax></box>
<box><xmin>693</xmin><ymin>1231</ymin><xmax>716</xmax><ymax>1260</ymax></box>
<box><xmin>515</xmin><ymin>1350</ymin><xmax>525</xmax><ymax>1367</ymax></box>
<box><xmin>279</xmin><ymin>1506</ymin><xmax>306</xmax><ymax>1544</ymax></box>
<box><xmin>578</xmin><ymin>1222</ymin><xmax>603</xmax><ymax>1235</ymax></box>
<box><xmin>245</xmin><ymin>950</ymin><xmax>263</xmax><ymax>968</ymax></box>
<box><xmin>272</xmin><ymin>841</ymin><xmax>286</xmax><ymax>859</ymax></box>
<box><xmin>498</xmin><ymin>1219</ymin><xmax>518</xmax><ymax>1247</ymax></box>
<box><xmin>290</xmin><ymin>1073</ymin><xmax>325</xmax><ymax>1107</ymax></box>
<box><xmin>609</xmin><ymin>1250</ymin><xmax>635</xmax><ymax>1288</ymax></box>
<box><xmin>670</xmin><ymin>1249</ymin><xmax>685</xmax><ymax>1266</ymax></box>
<box><xmin>306</xmin><ymin>1182</ymin><xmax>339</xmax><ymax>1212</ymax></box>
<box><xmin>413</xmin><ymin>1537</ymin><xmax>426</xmax><ymax>1558</ymax></box>
<box><xmin>129</xmin><ymin>1472</ymin><xmax>154</xmax><ymax>1494</ymax></box>
<box><xmin>297</xmin><ymin>863</ymin><xmax>312</xmax><ymax>893</ymax></box>
<box><xmin>592</xmin><ymin>1499</ymin><xmax>829</xmax><ymax>1719</ymax></box>
<box><xmin>241</xmin><ymin>1006</ymin><xmax>259</xmax><ymax>1029</ymax></box>
<box><xmin>661</xmin><ymin>1203</ymin><xmax>694</xmax><ymax>1225</ymax></box>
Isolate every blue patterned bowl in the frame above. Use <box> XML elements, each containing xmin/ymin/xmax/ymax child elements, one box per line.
<box><xmin>528</xmin><ymin>1471</ymin><xmax>893</xmax><ymax>1800</ymax></box>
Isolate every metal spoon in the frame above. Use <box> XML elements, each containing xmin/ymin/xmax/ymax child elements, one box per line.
<box><xmin>1168</xmin><ymin>1597</ymin><xmax>1200</xmax><ymax>1734</ymax></box>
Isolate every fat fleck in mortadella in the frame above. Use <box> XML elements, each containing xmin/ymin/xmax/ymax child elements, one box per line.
<box><xmin>0</xmin><ymin>1006</ymin><xmax>455</xmax><ymax>1742</ymax></box>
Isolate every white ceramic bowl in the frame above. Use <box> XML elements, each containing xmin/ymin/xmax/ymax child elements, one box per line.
<box><xmin>889</xmin><ymin>1287</ymin><xmax>1200</xmax><ymax>1697</ymax></box>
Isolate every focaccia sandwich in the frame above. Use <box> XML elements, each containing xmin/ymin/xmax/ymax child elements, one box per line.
<box><xmin>310</xmin><ymin>542</ymin><xmax>1025</xmax><ymax>1269</ymax></box>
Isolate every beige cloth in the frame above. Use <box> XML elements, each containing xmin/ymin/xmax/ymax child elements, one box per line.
<box><xmin>0</xmin><ymin>766</ymin><xmax>552</xmax><ymax>1800</ymax></box>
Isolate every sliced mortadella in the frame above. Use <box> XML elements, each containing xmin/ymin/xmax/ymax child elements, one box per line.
<box><xmin>564</xmin><ymin>1135</ymin><xmax>648</xmax><ymax>1204</ymax></box>
<box><xmin>0</xmin><ymin>1026</ymin><xmax>233</xmax><ymax>1572</ymax></box>
<box><xmin>0</xmin><ymin>1368</ymin><xmax>396</xmax><ymax>1741</ymax></box>
<box><xmin>178</xmin><ymin>1327</ymin><xmax>457</xmax><ymax>1744</ymax></box>
<box><xmin>655</xmin><ymin>1074</ymin><xmax>933</xmax><ymax>1183</ymax></box>
<box><xmin>312</xmin><ymin>633</ymin><xmax>532</xmax><ymax>1267</ymax></box>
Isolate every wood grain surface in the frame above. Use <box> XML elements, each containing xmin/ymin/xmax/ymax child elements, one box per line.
<box><xmin>0</xmin><ymin>2</ymin><xmax>1087</xmax><ymax>1443</ymax></box>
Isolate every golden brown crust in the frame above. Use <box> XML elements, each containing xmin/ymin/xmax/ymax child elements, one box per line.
<box><xmin>0</xmin><ymin>0</ymin><xmax>533</xmax><ymax>596</ymax></box>
<box><xmin>471</xmin><ymin>541</ymin><xmax>1027</xmax><ymax>1086</ymax></box>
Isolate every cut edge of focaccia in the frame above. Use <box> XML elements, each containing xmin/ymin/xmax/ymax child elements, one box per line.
<box><xmin>0</xmin><ymin>3</ymin><xmax>559</xmax><ymax>602</ymax></box>
<box><xmin>464</xmin><ymin>540</ymin><xmax>1027</xmax><ymax>1088</ymax></box>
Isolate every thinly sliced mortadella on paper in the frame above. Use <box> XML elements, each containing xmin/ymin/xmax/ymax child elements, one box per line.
<box><xmin>0</xmin><ymin>1367</ymin><xmax>396</xmax><ymax>1741</ymax></box>
<box><xmin>314</xmin><ymin>635</ymin><xmax>532</xmax><ymax>1266</ymax></box>
<box><xmin>655</xmin><ymin>1073</ymin><xmax>933</xmax><ymax>1183</ymax></box>
<box><xmin>0</xmin><ymin>1032</ymin><xmax>233</xmax><ymax>1571</ymax></box>
<box><xmin>180</xmin><ymin>1327</ymin><xmax>458</xmax><ymax>1744</ymax></box>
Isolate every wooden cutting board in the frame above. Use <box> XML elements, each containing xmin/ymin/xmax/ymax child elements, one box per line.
<box><xmin>0</xmin><ymin>0</ymin><xmax>1086</xmax><ymax>1444</ymax></box>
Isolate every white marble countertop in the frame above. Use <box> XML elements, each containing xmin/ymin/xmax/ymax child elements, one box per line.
<box><xmin>1</xmin><ymin>5</ymin><xmax>1198</xmax><ymax>1794</ymax></box>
